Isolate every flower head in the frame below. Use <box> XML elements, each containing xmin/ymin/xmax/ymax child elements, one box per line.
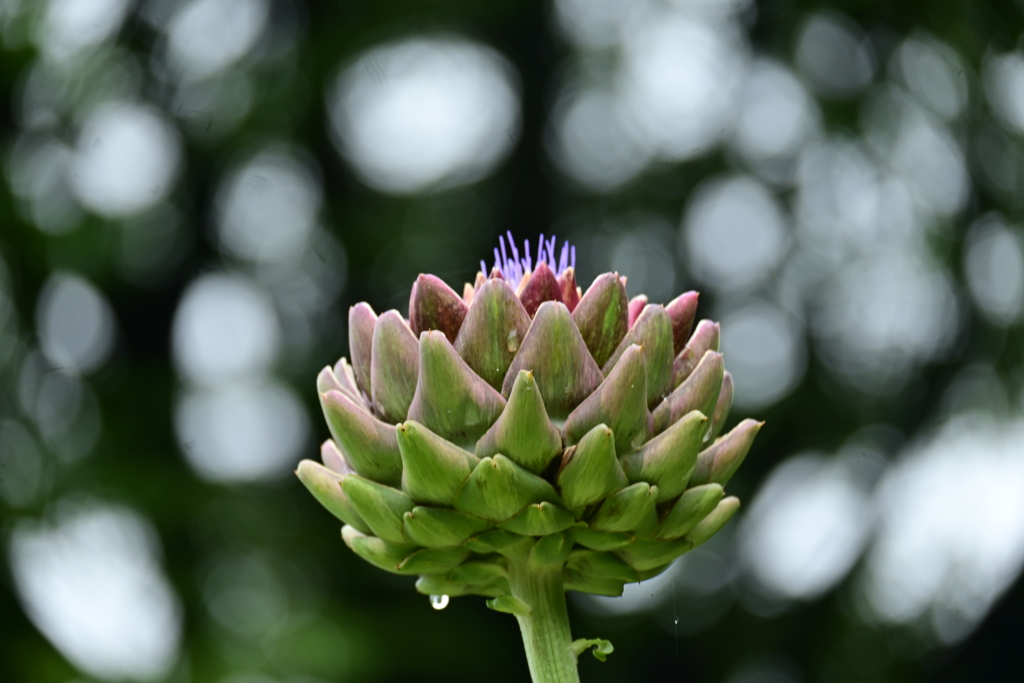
<box><xmin>297</xmin><ymin>234</ymin><xmax>764</xmax><ymax>679</ymax></box>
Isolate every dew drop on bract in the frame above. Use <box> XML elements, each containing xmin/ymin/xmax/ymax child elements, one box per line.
<box><xmin>430</xmin><ymin>594</ymin><xmax>450</xmax><ymax>610</ymax></box>
<box><xmin>507</xmin><ymin>329</ymin><xmax>519</xmax><ymax>353</ymax></box>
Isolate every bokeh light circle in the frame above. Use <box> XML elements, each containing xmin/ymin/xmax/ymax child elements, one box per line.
<box><xmin>327</xmin><ymin>36</ymin><xmax>521</xmax><ymax>194</ymax></box>
<box><xmin>71</xmin><ymin>103</ymin><xmax>182</xmax><ymax>218</ymax></box>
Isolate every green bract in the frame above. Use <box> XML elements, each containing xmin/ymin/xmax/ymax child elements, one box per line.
<box><xmin>298</xmin><ymin>257</ymin><xmax>762</xmax><ymax>682</ymax></box>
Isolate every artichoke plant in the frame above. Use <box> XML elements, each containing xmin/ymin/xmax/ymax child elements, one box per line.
<box><xmin>297</xmin><ymin>234</ymin><xmax>762</xmax><ymax>683</ymax></box>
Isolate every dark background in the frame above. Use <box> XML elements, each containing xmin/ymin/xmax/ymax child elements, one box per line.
<box><xmin>2</xmin><ymin>0</ymin><xmax>1024</xmax><ymax>681</ymax></box>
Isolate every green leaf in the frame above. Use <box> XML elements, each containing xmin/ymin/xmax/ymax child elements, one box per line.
<box><xmin>563</xmin><ymin>344</ymin><xmax>650</xmax><ymax>454</ymax></box>
<box><xmin>556</xmin><ymin>424</ymin><xmax>627</xmax><ymax>509</ymax></box>
<box><xmin>341</xmin><ymin>525</ymin><xmax>416</xmax><ymax>575</ymax></box>
<box><xmin>403</xmin><ymin>507</ymin><xmax>490</xmax><ymax>548</ymax></box>
<box><xmin>397</xmin><ymin>420</ymin><xmax>478</xmax><ymax>506</ymax></box>
<box><xmin>409</xmin><ymin>274</ymin><xmax>468</xmax><ymax>343</ymax></box>
<box><xmin>454</xmin><ymin>278</ymin><xmax>532</xmax><ymax>390</ymax></box>
<box><xmin>320</xmin><ymin>389</ymin><xmax>402</xmax><ymax>487</ymax></box>
<box><xmin>476</xmin><ymin>370</ymin><xmax>563</xmax><ymax>474</ymax></box>
<box><xmin>588</xmin><ymin>482</ymin><xmax>659</xmax><ymax>534</ymax></box>
<box><xmin>689</xmin><ymin>419</ymin><xmax>764</xmax><ymax>487</ymax></box>
<box><xmin>528</xmin><ymin>533</ymin><xmax>572</xmax><ymax>569</ymax></box>
<box><xmin>348</xmin><ymin>302</ymin><xmax>377</xmax><ymax>397</ymax></box>
<box><xmin>454</xmin><ymin>454</ymin><xmax>561</xmax><ymax>522</ymax></box>
<box><xmin>655</xmin><ymin>483</ymin><xmax>724</xmax><ymax>540</ymax></box>
<box><xmin>370</xmin><ymin>310</ymin><xmax>420</xmax><ymax>423</ymax></box>
<box><xmin>486</xmin><ymin>595</ymin><xmax>532</xmax><ymax>617</ymax></box>
<box><xmin>686</xmin><ymin>496</ymin><xmax>740</xmax><ymax>548</ymax></box>
<box><xmin>295</xmin><ymin>459</ymin><xmax>370</xmax><ymax>534</ymax></box>
<box><xmin>500</xmin><ymin>501</ymin><xmax>576</xmax><ymax>536</ymax></box>
<box><xmin>672</xmin><ymin>320</ymin><xmax>720</xmax><ymax>388</ymax></box>
<box><xmin>502</xmin><ymin>301</ymin><xmax>604</xmax><ymax>420</ymax></box>
<box><xmin>571</xmin><ymin>272</ymin><xmax>629</xmax><ymax>368</ymax></box>
<box><xmin>342</xmin><ymin>474</ymin><xmax>415</xmax><ymax>544</ymax></box>
<box><xmin>569</xmin><ymin>638</ymin><xmax>614</xmax><ymax>662</ymax></box>
<box><xmin>603</xmin><ymin>304</ymin><xmax>674</xmax><ymax>407</ymax></box>
<box><xmin>652</xmin><ymin>351</ymin><xmax>723</xmax><ymax>435</ymax></box>
<box><xmin>619</xmin><ymin>410</ymin><xmax>707</xmax><ymax>502</ymax></box>
<box><xmin>407</xmin><ymin>330</ymin><xmax>507</xmax><ymax>446</ymax></box>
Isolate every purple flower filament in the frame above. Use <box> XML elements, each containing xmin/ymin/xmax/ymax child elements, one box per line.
<box><xmin>480</xmin><ymin>232</ymin><xmax>576</xmax><ymax>290</ymax></box>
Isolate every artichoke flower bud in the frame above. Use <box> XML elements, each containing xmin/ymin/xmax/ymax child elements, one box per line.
<box><xmin>318</xmin><ymin>438</ymin><xmax>351</xmax><ymax>475</ymax></box>
<box><xmin>300</xmin><ymin>233</ymin><xmax>763</xmax><ymax>676</ymax></box>
<box><xmin>686</xmin><ymin>496</ymin><xmax>741</xmax><ymax>548</ymax></box>
<box><xmin>403</xmin><ymin>506</ymin><xmax>490</xmax><ymax>548</ymax></box>
<box><xmin>342</xmin><ymin>475</ymin><xmax>414</xmax><ymax>544</ymax></box>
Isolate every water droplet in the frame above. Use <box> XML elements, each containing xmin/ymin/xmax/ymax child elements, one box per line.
<box><xmin>506</xmin><ymin>330</ymin><xmax>520</xmax><ymax>353</ymax></box>
<box><xmin>430</xmin><ymin>594</ymin><xmax>450</xmax><ymax>610</ymax></box>
<box><xmin>674</xmin><ymin>618</ymin><xmax>678</xmax><ymax>624</ymax></box>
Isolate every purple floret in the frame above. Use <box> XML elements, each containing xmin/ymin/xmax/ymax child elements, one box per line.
<box><xmin>484</xmin><ymin>232</ymin><xmax>575</xmax><ymax>289</ymax></box>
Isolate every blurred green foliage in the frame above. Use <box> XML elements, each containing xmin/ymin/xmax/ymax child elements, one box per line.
<box><xmin>3</xmin><ymin>0</ymin><xmax>1024</xmax><ymax>682</ymax></box>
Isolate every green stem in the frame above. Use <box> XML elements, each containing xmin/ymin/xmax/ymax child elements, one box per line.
<box><xmin>506</xmin><ymin>549</ymin><xmax>581</xmax><ymax>683</ymax></box>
